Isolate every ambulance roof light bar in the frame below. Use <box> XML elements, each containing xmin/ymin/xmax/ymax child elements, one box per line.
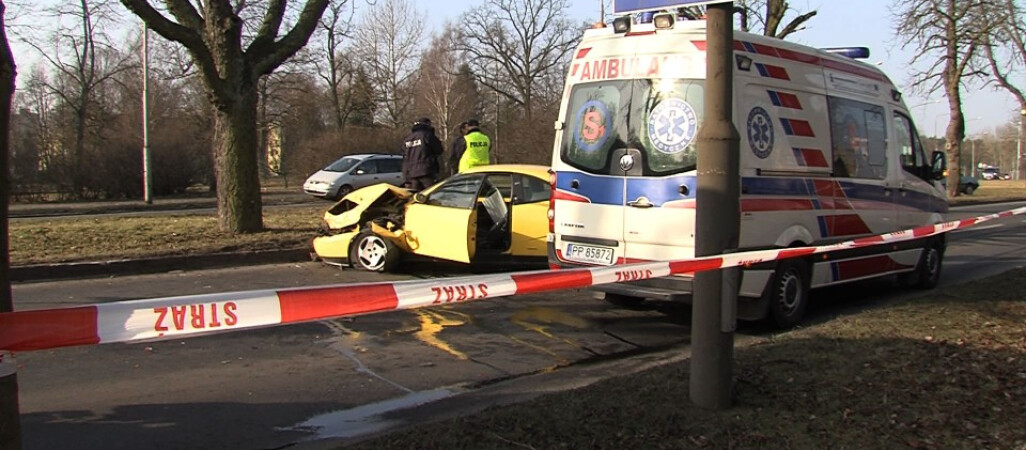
<box><xmin>653</xmin><ymin>12</ymin><xmax>675</xmax><ymax>29</ymax></box>
<box><xmin>612</xmin><ymin>15</ymin><xmax>632</xmax><ymax>33</ymax></box>
<box><xmin>821</xmin><ymin>47</ymin><xmax>871</xmax><ymax>60</ymax></box>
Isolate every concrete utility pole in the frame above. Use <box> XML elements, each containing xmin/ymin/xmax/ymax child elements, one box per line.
<box><xmin>690</xmin><ymin>2</ymin><xmax>740</xmax><ymax>410</ymax></box>
<box><xmin>142</xmin><ymin>22</ymin><xmax>153</xmax><ymax>204</ymax></box>
<box><xmin>0</xmin><ymin>1</ymin><xmax>22</xmax><ymax>446</ymax></box>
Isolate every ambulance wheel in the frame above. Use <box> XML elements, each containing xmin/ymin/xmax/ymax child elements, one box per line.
<box><xmin>350</xmin><ymin>231</ymin><xmax>400</xmax><ymax>272</ymax></box>
<box><xmin>765</xmin><ymin>259</ymin><xmax>810</xmax><ymax>329</ymax></box>
<box><xmin>900</xmin><ymin>242</ymin><xmax>944</xmax><ymax>290</ymax></box>
<box><xmin>605</xmin><ymin>293</ymin><xmax>644</xmax><ymax>308</ymax></box>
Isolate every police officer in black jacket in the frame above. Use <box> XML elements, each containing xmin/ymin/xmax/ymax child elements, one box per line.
<box><xmin>400</xmin><ymin>117</ymin><xmax>443</xmax><ymax>190</ymax></box>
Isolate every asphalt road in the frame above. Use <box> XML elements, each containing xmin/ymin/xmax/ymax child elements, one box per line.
<box><xmin>8</xmin><ymin>201</ymin><xmax>1026</xmax><ymax>450</ymax></box>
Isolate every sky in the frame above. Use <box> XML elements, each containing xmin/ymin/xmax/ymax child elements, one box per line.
<box><xmin>8</xmin><ymin>0</ymin><xmax>1022</xmax><ymax>138</ymax></box>
<box><xmin>425</xmin><ymin>0</ymin><xmax>1023</xmax><ymax>138</ymax></box>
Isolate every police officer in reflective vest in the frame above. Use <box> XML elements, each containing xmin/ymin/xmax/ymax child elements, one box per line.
<box><xmin>455</xmin><ymin>119</ymin><xmax>491</xmax><ymax>173</ymax></box>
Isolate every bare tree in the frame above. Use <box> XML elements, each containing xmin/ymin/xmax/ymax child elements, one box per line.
<box><xmin>354</xmin><ymin>0</ymin><xmax>422</xmax><ymax>128</ymax></box>
<box><xmin>894</xmin><ymin>0</ymin><xmax>994</xmax><ymax>197</ymax></box>
<box><xmin>456</xmin><ymin>0</ymin><xmax>580</xmax><ymax>122</ymax></box>
<box><xmin>982</xmin><ymin>0</ymin><xmax>1026</xmax><ymax>180</ymax></box>
<box><xmin>660</xmin><ymin>0</ymin><xmax>815</xmax><ymax>37</ymax></box>
<box><xmin>312</xmin><ymin>0</ymin><xmax>356</xmax><ymax>131</ymax></box>
<box><xmin>23</xmin><ymin>0</ymin><xmax>135</xmax><ymax>196</ymax></box>
<box><xmin>414</xmin><ymin>28</ymin><xmax>479</xmax><ymax>146</ymax></box>
<box><xmin>120</xmin><ymin>0</ymin><xmax>331</xmax><ymax>233</ymax></box>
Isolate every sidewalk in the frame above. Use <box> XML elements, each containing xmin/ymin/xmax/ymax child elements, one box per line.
<box><xmin>8</xmin><ymin>188</ymin><xmax>315</xmax><ymax>218</ymax></box>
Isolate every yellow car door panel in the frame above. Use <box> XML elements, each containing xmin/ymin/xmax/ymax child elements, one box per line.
<box><xmin>402</xmin><ymin>175</ymin><xmax>486</xmax><ymax>263</ymax></box>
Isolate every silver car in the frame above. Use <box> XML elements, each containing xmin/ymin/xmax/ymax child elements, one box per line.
<box><xmin>303</xmin><ymin>154</ymin><xmax>404</xmax><ymax>200</ymax></box>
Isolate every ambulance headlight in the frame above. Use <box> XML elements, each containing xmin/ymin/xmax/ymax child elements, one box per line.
<box><xmin>653</xmin><ymin>12</ymin><xmax>675</xmax><ymax>29</ymax></box>
<box><xmin>612</xmin><ymin>16</ymin><xmax>632</xmax><ymax>34</ymax></box>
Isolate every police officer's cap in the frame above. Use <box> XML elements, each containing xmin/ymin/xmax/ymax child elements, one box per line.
<box><xmin>415</xmin><ymin>117</ymin><xmax>432</xmax><ymax>126</ymax></box>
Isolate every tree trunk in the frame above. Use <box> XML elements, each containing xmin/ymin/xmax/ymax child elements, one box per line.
<box><xmin>213</xmin><ymin>85</ymin><xmax>264</xmax><ymax>233</ymax></box>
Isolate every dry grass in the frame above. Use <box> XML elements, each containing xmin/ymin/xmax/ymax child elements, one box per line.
<box><xmin>350</xmin><ymin>269</ymin><xmax>1026</xmax><ymax>450</ymax></box>
<box><xmin>951</xmin><ymin>179</ymin><xmax>1026</xmax><ymax>205</ymax></box>
<box><xmin>8</xmin><ymin>205</ymin><xmax>324</xmax><ymax>265</ymax></box>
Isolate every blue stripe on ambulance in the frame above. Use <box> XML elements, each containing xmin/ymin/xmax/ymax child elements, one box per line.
<box><xmin>557</xmin><ymin>171</ymin><xmax>941</xmax><ymax>213</ymax></box>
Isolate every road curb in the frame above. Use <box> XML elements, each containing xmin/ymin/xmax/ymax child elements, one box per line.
<box><xmin>10</xmin><ymin>248</ymin><xmax>313</xmax><ymax>283</ymax></box>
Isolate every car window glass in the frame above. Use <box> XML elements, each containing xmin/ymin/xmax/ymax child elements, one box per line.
<box><xmin>325</xmin><ymin>157</ymin><xmax>359</xmax><ymax>172</ymax></box>
<box><xmin>484</xmin><ymin>173</ymin><xmax>513</xmax><ymax>199</ymax></box>
<box><xmin>355</xmin><ymin>160</ymin><xmax>378</xmax><ymax>174</ymax></box>
<box><xmin>518</xmin><ymin>175</ymin><xmax>551</xmax><ymax>203</ymax></box>
<box><xmin>425</xmin><ymin>175</ymin><xmax>484</xmax><ymax>209</ymax></box>
<box><xmin>893</xmin><ymin>113</ymin><xmax>926</xmax><ymax>174</ymax></box>
<box><xmin>380</xmin><ymin>158</ymin><xmax>402</xmax><ymax>173</ymax></box>
<box><xmin>828</xmin><ymin>96</ymin><xmax>887</xmax><ymax>179</ymax></box>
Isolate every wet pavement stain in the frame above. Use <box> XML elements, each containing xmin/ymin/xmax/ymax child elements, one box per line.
<box><xmin>510</xmin><ymin>306</ymin><xmax>596</xmax><ymax>358</ymax></box>
<box><xmin>413</xmin><ymin>309</ymin><xmax>470</xmax><ymax>360</ymax></box>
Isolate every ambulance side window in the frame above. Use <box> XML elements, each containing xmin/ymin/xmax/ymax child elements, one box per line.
<box><xmin>893</xmin><ymin>113</ymin><xmax>929</xmax><ymax>180</ymax></box>
<box><xmin>828</xmin><ymin>97</ymin><xmax>887</xmax><ymax>180</ymax></box>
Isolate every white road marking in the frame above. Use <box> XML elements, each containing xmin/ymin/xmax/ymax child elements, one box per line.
<box><xmin>283</xmin><ymin>387</ymin><xmax>458</xmax><ymax>439</ymax></box>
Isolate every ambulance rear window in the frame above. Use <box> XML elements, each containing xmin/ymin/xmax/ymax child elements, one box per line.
<box><xmin>560</xmin><ymin>79</ymin><xmax>704</xmax><ymax>176</ymax></box>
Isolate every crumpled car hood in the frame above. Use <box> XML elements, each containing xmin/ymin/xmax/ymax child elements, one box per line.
<box><xmin>322</xmin><ymin>183</ymin><xmax>411</xmax><ymax>231</ymax></box>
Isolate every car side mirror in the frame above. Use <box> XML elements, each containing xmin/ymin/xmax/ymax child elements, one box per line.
<box><xmin>355</xmin><ymin>169</ymin><xmax>366</xmax><ymax>175</ymax></box>
<box><xmin>930</xmin><ymin>150</ymin><xmax>947</xmax><ymax>180</ymax></box>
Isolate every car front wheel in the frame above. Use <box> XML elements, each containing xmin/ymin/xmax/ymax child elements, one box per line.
<box><xmin>350</xmin><ymin>231</ymin><xmax>400</xmax><ymax>272</ymax></box>
<box><xmin>899</xmin><ymin>242</ymin><xmax>944</xmax><ymax>289</ymax></box>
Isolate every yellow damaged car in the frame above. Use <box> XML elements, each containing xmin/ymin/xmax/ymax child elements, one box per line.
<box><xmin>312</xmin><ymin>164</ymin><xmax>551</xmax><ymax>272</ymax></box>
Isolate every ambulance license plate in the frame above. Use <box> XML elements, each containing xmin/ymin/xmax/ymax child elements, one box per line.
<box><xmin>565</xmin><ymin>243</ymin><xmax>614</xmax><ymax>265</ymax></box>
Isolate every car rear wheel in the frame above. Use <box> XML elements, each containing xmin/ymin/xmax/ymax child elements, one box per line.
<box><xmin>350</xmin><ymin>231</ymin><xmax>400</xmax><ymax>272</ymax></box>
<box><xmin>765</xmin><ymin>259</ymin><xmax>810</xmax><ymax>329</ymax></box>
<box><xmin>963</xmin><ymin>185</ymin><xmax>975</xmax><ymax>195</ymax></box>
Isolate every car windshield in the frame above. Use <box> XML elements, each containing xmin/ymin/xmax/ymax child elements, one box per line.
<box><xmin>560</xmin><ymin>79</ymin><xmax>704</xmax><ymax>176</ymax></box>
<box><xmin>324</xmin><ymin>157</ymin><xmax>361</xmax><ymax>173</ymax></box>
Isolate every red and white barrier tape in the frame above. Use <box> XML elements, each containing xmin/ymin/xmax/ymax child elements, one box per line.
<box><xmin>2</xmin><ymin>206</ymin><xmax>1024</xmax><ymax>352</ymax></box>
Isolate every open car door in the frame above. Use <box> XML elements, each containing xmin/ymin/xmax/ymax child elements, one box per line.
<box><xmin>401</xmin><ymin>175</ymin><xmax>485</xmax><ymax>263</ymax></box>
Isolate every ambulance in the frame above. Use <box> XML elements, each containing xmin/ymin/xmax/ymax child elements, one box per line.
<box><xmin>547</xmin><ymin>13</ymin><xmax>949</xmax><ymax>328</ymax></box>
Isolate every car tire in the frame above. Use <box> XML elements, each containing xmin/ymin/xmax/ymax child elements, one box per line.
<box><xmin>350</xmin><ymin>231</ymin><xmax>400</xmax><ymax>272</ymax></box>
<box><xmin>604</xmin><ymin>293</ymin><xmax>644</xmax><ymax>308</ymax></box>
<box><xmin>963</xmin><ymin>185</ymin><xmax>975</xmax><ymax>195</ymax></box>
<box><xmin>331</xmin><ymin>185</ymin><xmax>354</xmax><ymax>201</ymax></box>
<box><xmin>765</xmin><ymin>259</ymin><xmax>810</xmax><ymax>329</ymax></box>
<box><xmin>899</xmin><ymin>242</ymin><xmax>944</xmax><ymax>290</ymax></box>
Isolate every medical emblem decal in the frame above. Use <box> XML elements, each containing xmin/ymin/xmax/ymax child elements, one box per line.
<box><xmin>747</xmin><ymin>106</ymin><xmax>774</xmax><ymax>159</ymax></box>
<box><xmin>619</xmin><ymin>154</ymin><xmax>635</xmax><ymax>172</ymax></box>
<box><xmin>647</xmin><ymin>98</ymin><xmax>698</xmax><ymax>154</ymax></box>
<box><xmin>573</xmin><ymin>100</ymin><xmax>612</xmax><ymax>152</ymax></box>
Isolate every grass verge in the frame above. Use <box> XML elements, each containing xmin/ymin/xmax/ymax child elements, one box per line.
<box><xmin>350</xmin><ymin>269</ymin><xmax>1026</xmax><ymax>450</ymax></box>
<box><xmin>952</xmin><ymin>180</ymin><xmax>1026</xmax><ymax>205</ymax></box>
<box><xmin>9</xmin><ymin>205</ymin><xmax>324</xmax><ymax>265</ymax></box>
